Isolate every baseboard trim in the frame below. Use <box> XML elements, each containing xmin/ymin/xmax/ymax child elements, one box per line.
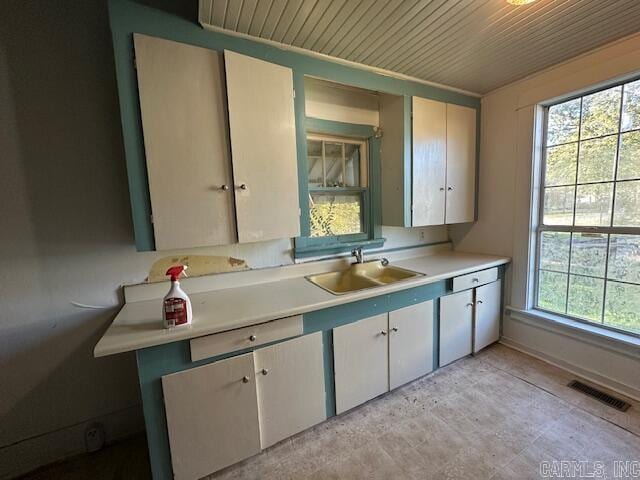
<box><xmin>500</xmin><ymin>337</ymin><xmax>640</xmax><ymax>402</ymax></box>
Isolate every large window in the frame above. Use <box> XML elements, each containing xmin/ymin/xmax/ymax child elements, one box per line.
<box><xmin>306</xmin><ymin>134</ymin><xmax>368</xmax><ymax>238</ymax></box>
<box><xmin>536</xmin><ymin>78</ymin><xmax>640</xmax><ymax>335</ymax></box>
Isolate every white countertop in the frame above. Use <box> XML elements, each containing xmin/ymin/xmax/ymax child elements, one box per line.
<box><xmin>94</xmin><ymin>251</ymin><xmax>510</xmax><ymax>357</ymax></box>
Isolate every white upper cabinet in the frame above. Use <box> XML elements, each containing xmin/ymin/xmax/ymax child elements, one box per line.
<box><xmin>408</xmin><ymin>97</ymin><xmax>477</xmax><ymax>227</ymax></box>
<box><xmin>412</xmin><ymin>97</ymin><xmax>447</xmax><ymax>226</ymax></box>
<box><xmin>224</xmin><ymin>51</ymin><xmax>300</xmax><ymax>243</ymax></box>
<box><xmin>445</xmin><ymin>103</ymin><xmax>477</xmax><ymax>224</ymax></box>
<box><xmin>134</xmin><ymin>38</ymin><xmax>301</xmax><ymax>250</ymax></box>
<box><xmin>134</xmin><ymin>34</ymin><xmax>236</xmax><ymax>250</ymax></box>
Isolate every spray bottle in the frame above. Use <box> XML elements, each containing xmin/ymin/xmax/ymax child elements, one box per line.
<box><xmin>163</xmin><ymin>265</ymin><xmax>192</xmax><ymax>329</ymax></box>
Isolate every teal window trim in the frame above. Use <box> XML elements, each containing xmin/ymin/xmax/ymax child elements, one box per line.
<box><xmin>295</xmin><ymin>117</ymin><xmax>384</xmax><ymax>258</ymax></box>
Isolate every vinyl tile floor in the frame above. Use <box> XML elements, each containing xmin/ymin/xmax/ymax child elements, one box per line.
<box><xmin>19</xmin><ymin>344</ymin><xmax>640</xmax><ymax>480</ymax></box>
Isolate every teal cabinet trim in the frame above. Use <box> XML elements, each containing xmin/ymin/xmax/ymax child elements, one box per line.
<box><xmin>295</xmin><ymin>118</ymin><xmax>383</xmax><ymax>258</ymax></box>
<box><xmin>108</xmin><ymin>0</ymin><xmax>480</xmax><ymax>251</ymax></box>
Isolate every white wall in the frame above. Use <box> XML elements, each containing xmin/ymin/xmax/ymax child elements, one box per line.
<box><xmin>0</xmin><ymin>2</ymin><xmax>447</xmax><ymax>477</ymax></box>
<box><xmin>451</xmin><ymin>32</ymin><xmax>640</xmax><ymax>399</ymax></box>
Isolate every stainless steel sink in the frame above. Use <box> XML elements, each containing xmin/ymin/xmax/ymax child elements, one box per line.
<box><xmin>306</xmin><ymin>261</ymin><xmax>424</xmax><ymax>295</ymax></box>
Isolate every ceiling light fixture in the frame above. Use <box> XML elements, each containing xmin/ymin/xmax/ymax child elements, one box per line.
<box><xmin>506</xmin><ymin>0</ymin><xmax>537</xmax><ymax>5</ymax></box>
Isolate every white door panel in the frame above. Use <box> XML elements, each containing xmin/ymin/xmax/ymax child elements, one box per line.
<box><xmin>162</xmin><ymin>353</ymin><xmax>260</xmax><ymax>480</ymax></box>
<box><xmin>439</xmin><ymin>289</ymin><xmax>474</xmax><ymax>367</ymax></box>
<box><xmin>224</xmin><ymin>51</ymin><xmax>300</xmax><ymax>243</ymax></box>
<box><xmin>474</xmin><ymin>280</ymin><xmax>502</xmax><ymax>352</ymax></box>
<box><xmin>254</xmin><ymin>333</ymin><xmax>326</xmax><ymax>448</ymax></box>
<box><xmin>412</xmin><ymin>97</ymin><xmax>447</xmax><ymax>226</ymax></box>
<box><xmin>389</xmin><ymin>301</ymin><xmax>434</xmax><ymax>390</ymax></box>
<box><xmin>333</xmin><ymin>314</ymin><xmax>389</xmax><ymax>414</ymax></box>
<box><xmin>134</xmin><ymin>34</ymin><xmax>236</xmax><ymax>249</ymax></box>
<box><xmin>445</xmin><ymin>103</ymin><xmax>476</xmax><ymax>224</ymax></box>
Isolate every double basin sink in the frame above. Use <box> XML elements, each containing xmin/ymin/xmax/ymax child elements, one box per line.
<box><xmin>306</xmin><ymin>260</ymin><xmax>424</xmax><ymax>295</ymax></box>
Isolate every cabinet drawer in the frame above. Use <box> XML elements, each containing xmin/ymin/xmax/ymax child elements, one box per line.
<box><xmin>190</xmin><ymin>315</ymin><xmax>303</xmax><ymax>361</ymax></box>
<box><xmin>452</xmin><ymin>267</ymin><xmax>497</xmax><ymax>292</ymax></box>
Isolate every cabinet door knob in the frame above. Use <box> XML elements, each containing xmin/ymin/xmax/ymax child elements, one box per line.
<box><xmin>447</xmin><ymin>186</ymin><xmax>454</xmax><ymax>191</ymax></box>
<box><xmin>466</xmin><ymin>302</ymin><xmax>474</xmax><ymax>308</ymax></box>
<box><xmin>476</xmin><ymin>300</ymin><xmax>483</xmax><ymax>305</ymax></box>
<box><xmin>249</xmin><ymin>335</ymin><xmax>257</xmax><ymax>342</ymax></box>
<box><xmin>238</xmin><ymin>183</ymin><xmax>248</xmax><ymax>190</ymax></box>
<box><xmin>220</xmin><ymin>184</ymin><xmax>229</xmax><ymax>191</ymax></box>
<box><xmin>261</xmin><ymin>368</ymin><xmax>269</xmax><ymax>375</ymax></box>
<box><xmin>391</xmin><ymin>327</ymin><xmax>399</xmax><ymax>332</ymax></box>
<box><xmin>242</xmin><ymin>376</ymin><xmax>250</xmax><ymax>383</ymax></box>
<box><xmin>380</xmin><ymin>330</ymin><xmax>387</xmax><ymax>336</ymax></box>
<box><xmin>439</xmin><ymin>187</ymin><xmax>445</xmax><ymax>191</ymax></box>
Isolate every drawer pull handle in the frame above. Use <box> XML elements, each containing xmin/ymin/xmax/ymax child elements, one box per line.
<box><xmin>380</xmin><ymin>330</ymin><xmax>387</xmax><ymax>336</ymax></box>
<box><xmin>220</xmin><ymin>184</ymin><xmax>229</xmax><ymax>191</ymax></box>
<box><xmin>472</xmin><ymin>278</ymin><xmax>479</xmax><ymax>283</ymax></box>
<box><xmin>249</xmin><ymin>335</ymin><xmax>257</xmax><ymax>342</ymax></box>
<box><xmin>261</xmin><ymin>368</ymin><xmax>269</xmax><ymax>375</ymax></box>
<box><xmin>391</xmin><ymin>327</ymin><xmax>399</xmax><ymax>332</ymax></box>
<box><xmin>242</xmin><ymin>376</ymin><xmax>250</xmax><ymax>383</ymax></box>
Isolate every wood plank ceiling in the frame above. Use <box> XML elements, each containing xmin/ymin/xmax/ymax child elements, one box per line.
<box><xmin>199</xmin><ymin>0</ymin><xmax>640</xmax><ymax>94</ymax></box>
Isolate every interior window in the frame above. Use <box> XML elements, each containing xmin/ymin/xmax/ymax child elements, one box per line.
<box><xmin>306</xmin><ymin>135</ymin><xmax>368</xmax><ymax>238</ymax></box>
<box><xmin>536</xmin><ymin>78</ymin><xmax>640</xmax><ymax>335</ymax></box>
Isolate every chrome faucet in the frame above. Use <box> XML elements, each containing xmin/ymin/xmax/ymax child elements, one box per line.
<box><xmin>351</xmin><ymin>247</ymin><xmax>364</xmax><ymax>264</ymax></box>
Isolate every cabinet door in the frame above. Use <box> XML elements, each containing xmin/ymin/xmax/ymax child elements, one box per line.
<box><xmin>162</xmin><ymin>353</ymin><xmax>260</xmax><ymax>480</ymax></box>
<box><xmin>474</xmin><ymin>279</ymin><xmax>502</xmax><ymax>353</ymax></box>
<box><xmin>439</xmin><ymin>289</ymin><xmax>474</xmax><ymax>367</ymax></box>
<box><xmin>333</xmin><ymin>314</ymin><xmax>389</xmax><ymax>414</ymax></box>
<box><xmin>389</xmin><ymin>301</ymin><xmax>434</xmax><ymax>390</ymax></box>
<box><xmin>224</xmin><ymin>51</ymin><xmax>300</xmax><ymax>243</ymax></box>
<box><xmin>254</xmin><ymin>333</ymin><xmax>326</xmax><ymax>449</ymax></box>
<box><xmin>412</xmin><ymin>97</ymin><xmax>447</xmax><ymax>226</ymax></box>
<box><xmin>134</xmin><ymin>34</ymin><xmax>236</xmax><ymax>250</ymax></box>
<box><xmin>445</xmin><ymin>103</ymin><xmax>476</xmax><ymax>224</ymax></box>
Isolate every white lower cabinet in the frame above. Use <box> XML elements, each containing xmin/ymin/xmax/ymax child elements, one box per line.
<box><xmin>162</xmin><ymin>332</ymin><xmax>325</xmax><ymax>480</ymax></box>
<box><xmin>474</xmin><ymin>279</ymin><xmax>502</xmax><ymax>353</ymax></box>
<box><xmin>439</xmin><ymin>279</ymin><xmax>502</xmax><ymax>367</ymax></box>
<box><xmin>334</xmin><ymin>300</ymin><xmax>434</xmax><ymax>414</ymax></box>
<box><xmin>254</xmin><ymin>332</ymin><xmax>326</xmax><ymax>448</ymax></box>
<box><xmin>389</xmin><ymin>301</ymin><xmax>434</xmax><ymax>390</ymax></box>
<box><xmin>439</xmin><ymin>289</ymin><xmax>474</xmax><ymax>367</ymax></box>
<box><xmin>162</xmin><ymin>353</ymin><xmax>261</xmax><ymax>480</ymax></box>
<box><xmin>333</xmin><ymin>314</ymin><xmax>389</xmax><ymax>415</ymax></box>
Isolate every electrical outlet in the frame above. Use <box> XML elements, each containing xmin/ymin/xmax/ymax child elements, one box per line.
<box><xmin>85</xmin><ymin>423</ymin><xmax>105</xmax><ymax>453</ymax></box>
<box><xmin>419</xmin><ymin>230</ymin><xmax>426</xmax><ymax>241</ymax></box>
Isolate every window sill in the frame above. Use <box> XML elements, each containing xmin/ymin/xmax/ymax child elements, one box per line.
<box><xmin>294</xmin><ymin>237</ymin><xmax>385</xmax><ymax>259</ymax></box>
<box><xmin>505</xmin><ymin>306</ymin><xmax>640</xmax><ymax>354</ymax></box>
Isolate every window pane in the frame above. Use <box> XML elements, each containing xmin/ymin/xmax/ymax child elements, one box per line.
<box><xmin>577</xmin><ymin>136</ymin><xmax>617</xmax><ymax>183</ymax></box>
<box><xmin>580</xmin><ymin>86</ymin><xmax>621</xmax><ymax>139</ymax></box>
<box><xmin>608</xmin><ymin>234</ymin><xmax>640</xmax><ymax>284</ymax></box>
<box><xmin>543</xmin><ymin>186</ymin><xmax>575</xmax><ymax>225</ymax></box>
<box><xmin>621</xmin><ymin>79</ymin><xmax>640</xmax><ymax>131</ymax></box>
<box><xmin>540</xmin><ymin>231</ymin><xmax>570</xmax><ymax>272</ymax></box>
<box><xmin>309</xmin><ymin>193</ymin><xmax>362</xmax><ymax>237</ymax></box>
<box><xmin>570</xmin><ymin>233</ymin><xmax>607</xmax><ymax>277</ymax></box>
<box><xmin>613</xmin><ymin>180</ymin><xmax>640</xmax><ymax>227</ymax></box>
<box><xmin>546</xmin><ymin>98</ymin><xmax>580</xmax><ymax>146</ymax></box>
<box><xmin>617</xmin><ymin>131</ymin><xmax>640</xmax><ymax>180</ymax></box>
<box><xmin>545</xmin><ymin>143</ymin><xmax>577</xmax><ymax>186</ymax></box>
<box><xmin>344</xmin><ymin>143</ymin><xmax>361</xmax><ymax>187</ymax></box>
<box><xmin>574</xmin><ymin>182</ymin><xmax>613</xmax><ymax>227</ymax></box>
<box><xmin>307</xmin><ymin>140</ymin><xmax>324</xmax><ymax>187</ymax></box>
<box><xmin>604</xmin><ymin>281</ymin><xmax>640</xmax><ymax>334</ymax></box>
<box><xmin>537</xmin><ymin>271</ymin><xmax>567</xmax><ymax>313</ymax></box>
<box><xmin>324</xmin><ymin>142</ymin><xmax>344</xmax><ymax>187</ymax></box>
<box><xmin>567</xmin><ymin>275</ymin><xmax>604</xmax><ymax>322</ymax></box>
